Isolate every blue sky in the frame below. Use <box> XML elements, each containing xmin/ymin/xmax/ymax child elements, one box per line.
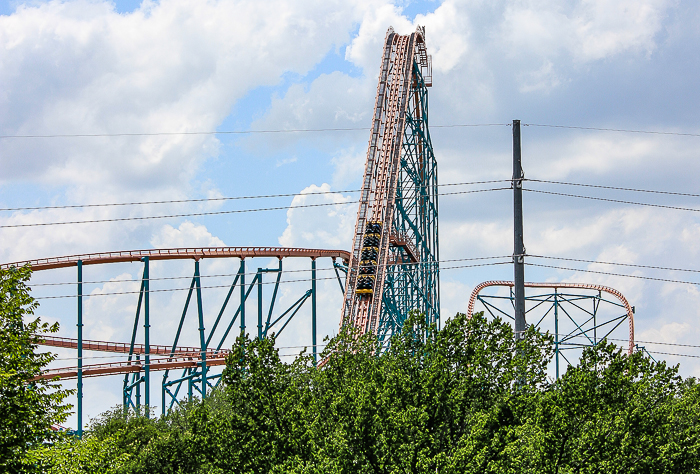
<box><xmin>2</xmin><ymin>0</ymin><xmax>700</xmax><ymax>427</ymax></box>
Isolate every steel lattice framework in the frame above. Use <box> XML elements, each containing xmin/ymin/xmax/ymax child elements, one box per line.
<box><xmin>9</xmin><ymin>247</ymin><xmax>349</xmax><ymax>433</ymax></box>
<box><xmin>341</xmin><ymin>26</ymin><xmax>439</xmax><ymax>342</ymax></box>
<box><xmin>468</xmin><ymin>281</ymin><xmax>635</xmax><ymax>378</ymax></box>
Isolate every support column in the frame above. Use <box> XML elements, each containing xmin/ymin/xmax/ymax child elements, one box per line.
<box><xmin>554</xmin><ymin>288</ymin><xmax>559</xmax><ymax>380</ymax></box>
<box><xmin>258</xmin><ymin>269</ymin><xmax>263</xmax><ymax>339</ymax></box>
<box><xmin>512</xmin><ymin>119</ymin><xmax>526</xmax><ymax>340</ymax></box>
<box><xmin>135</xmin><ymin>355</ymin><xmax>141</xmax><ymax>408</ymax></box>
<box><xmin>142</xmin><ymin>256</ymin><xmax>150</xmax><ymax>415</ymax></box>
<box><xmin>194</xmin><ymin>260</ymin><xmax>206</xmax><ymax>399</ymax></box>
<box><xmin>240</xmin><ymin>259</ymin><xmax>246</xmax><ymax>335</ymax></box>
<box><xmin>311</xmin><ymin>258</ymin><xmax>317</xmax><ymax>364</ymax></box>
<box><xmin>77</xmin><ymin>260</ymin><xmax>83</xmax><ymax>437</ymax></box>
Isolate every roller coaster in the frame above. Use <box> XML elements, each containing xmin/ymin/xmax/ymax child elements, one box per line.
<box><xmin>4</xmin><ymin>26</ymin><xmax>634</xmax><ymax>433</ymax></box>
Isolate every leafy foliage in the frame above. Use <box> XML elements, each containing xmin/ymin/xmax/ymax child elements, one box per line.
<box><xmin>0</xmin><ymin>266</ymin><xmax>73</xmax><ymax>473</ymax></box>
<box><xmin>33</xmin><ymin>312</ymin><xmax>700</xmax><ymax>473</ymax></box>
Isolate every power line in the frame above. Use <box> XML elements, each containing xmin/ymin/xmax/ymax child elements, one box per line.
<box><xmin>526</xmin><ymin>179</ymin><xmax>700</xmax><ymax>198</ymax></box>
<box><xmin>0</xmin><ymin>180</ymin><xmax>509</xmax><ymax>213</ymax></box>
<box><xmin>0</xmin><ymin>187</ymin><xmax>508</xmax><ymax>229</ymax></box>
<box><xmin>4</xmin><ymin>122</ymin><xmax>699</xmax><ymax>139</ymax></box>
<box><xmin>528</xmin><ymin>255</ymin><xmax>700</xmax><ymax>274</ymax></box>
<box><xmin>523</xmin><ymin>188</ymin><xmax>700</xmax><ymax>213</ymax></box>
<box><xmin>0</xmin><ymin>123</ymin><xmax>509</xmax><ymax>139</ymax></box>
<box><xmin>31</xmin><ymin>260</ymin><xmax>512</xmax><ymax>300</ymax></box>
<box><xmin>523</xmin><ymin>123</ymin><xmax>700</xmax><ymax>137</ymax></box>
<box><xmin>645</xmin><ymin>350</ymin><xmax>700</xmax><ymax>359</ymax></box>
<box><xmin>525</xmin><ymin>262</ymin><xmax>700</xmax><ymax>286</ymax></box>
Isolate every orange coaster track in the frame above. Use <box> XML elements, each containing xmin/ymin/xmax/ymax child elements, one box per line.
<box><xmin>341</xmin><ymin>26</ymin><xmax>438</xmax><ymax>336</ymax></box>
<box><xmin>9</xmin><ymin>247</ymin><xmax>349</xmax><ymax>382</ymax></box>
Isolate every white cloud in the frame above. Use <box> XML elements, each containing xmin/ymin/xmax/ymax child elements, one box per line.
<box><xmin>151</xmin><ymin>221</ymin><xmax>225</xmax><ymax>248</ymax></box>
<box><xmin>501</xmin><ymin>0</ymin><xmax>670</xmax><ymax>62</ymax></box>
<box><xmin>0</xmin><ymin>0</ymin><xmax>367</xmax><ymax>196</ymax></box>
<box><xmin>279</xmin><ymin>183</ymin><xmax>356</xmax><ymax>249</ymax></box>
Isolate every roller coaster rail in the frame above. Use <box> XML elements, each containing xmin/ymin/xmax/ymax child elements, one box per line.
<box><xmin>342</xmin><ymin>26</ymin><xmax>439</xmax><ymax>342</ymax></box>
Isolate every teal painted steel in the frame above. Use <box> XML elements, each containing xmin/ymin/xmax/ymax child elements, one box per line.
<box><xmin>142</xmin><ymin>257</ymin><xmax>150</xmax><ymax>414</ymax></box>
<box><xmin>377</xmin><ymin>59</ymin><xmax>439</xmax><ymax>345</ymax></box>
<box><xmin>476</xmin><ymin>288</ymin><xmax>632</xmax><ymax>378</ymax></box>
<box><xmin>312</xmin><ymin>259</ymin><xmax>317</xmax><ymax>364</ymax></box>
<box><xmin>76</xmin><ymin>260</ymin><xmax>83</xmax><ymax>437</ymax></box>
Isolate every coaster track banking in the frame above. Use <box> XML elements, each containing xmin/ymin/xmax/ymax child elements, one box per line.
<box><xmin>341</xmin><ymin>26</ymin><xmax>440</xmax><ymax>340</ymax></box>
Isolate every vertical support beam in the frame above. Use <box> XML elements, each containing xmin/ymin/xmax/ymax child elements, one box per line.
<box><xmin>258</xmin><ymin>269</ymin><xmax>263</xmax><ymax>340</ymax></box>
<box><xmin>194</xmin><ymin>260</ymin><xmax>207</xmax><ymax>399</ymax></box>
<box><xmin>554</xmin><ymin>288</ymin><xmax>559</xmax><ymax>380</ymax></box>
<box><xmin>594</xmin><ymin>290</ymin><xmax>600</xmax><ymax>345</ymax></box>
<box><xmin>135</xmin><ymin>355</ymin><xmax>141</xmax><ymax>408</ymax></box>
<box><xmin>311</xmin><ymin>258</ymin><xmax>317</xmax><ymax>364</ymax></box>
<box><xmin>142</xmin><ymin>256</ymin><xmax>150</xmax><ymax>415</ymax></box>
<box><xmin>77</xmin><ymin>260</ymin><xmax>83</xmax><ymax>438</ymax></box>
<box><xmin>512</xmin><ymin>119</ymin><xmax>526</xmax><ymax>340</ymax></box>
<box><xmin>240</xmin><ymin>259</ymin><xmax>246</xmax><ymax>335</ymax></box>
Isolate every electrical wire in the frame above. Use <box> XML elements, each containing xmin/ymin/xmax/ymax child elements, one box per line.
<box><xmin>0</xmin><ymin>180</ymin><xmax>510</xmax><ymax>213</ymax></box>
<box><xmin>526</xmin><ymin>179</ymin><xmax>700</xmax><ymax>198</ymax></box>
<box><xmin>4</xmin><ymin>122</ymin><xmax>698</xmax><ymax>139</ymax></box>
<box><xmin>523</xmin><ymin>123</ymin><xmax>700</xmax><ymax>137</ymax></box>
<box><xmin>528</xmin><ymin>255</ymin><xmax>700</xmax><ymax>274</ymax></box>
<box><xmin>0</xmin><ymin>187</ymin><xmax>508</xmax><ymax>229</ymax></box>
<box><xmin>522</xmin><ymin>188</ymin><xmax>700</xmax><ymax>213</ymax></box>
<box><xmin>0</xmin><ymin>123</ymin><xmax>509</xmax><ymax>139</ymax></box>
<box><xmin>31</xmin><ymin>260</ymin><xmax>512</xmax><ymax>300</ymax></box>
<box><xmin>525</xmin><ymin>262</ymin><xmax>700</xmax><ymax>286</ymax></box>
<box><xmin>642</xmin><ymin>351</ymin><xmax>700</xmax><ymax>359</ymax></box>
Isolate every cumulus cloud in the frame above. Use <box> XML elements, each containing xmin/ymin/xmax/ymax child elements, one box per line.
<box><xmin>0</xmin><ymin>0</ymin><xmax>366</xmax><ymax>196</ymax></box>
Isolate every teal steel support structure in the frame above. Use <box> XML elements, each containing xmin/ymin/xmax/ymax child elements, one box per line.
<box><xmin>152</xmin><ymin>256</ymin><xmax>338</xmax><ymax>413</ymax></box>
<box><xmin>77</xmin><ymin>260</ymin><xmax>83</xmax><ymax>437</ymax></box>
<box><xmin>377</xmin><ymin>59</ymin><xmax>439</xmax><ymax>345</ymax></box>
<box><xmin>312</xmin><ymin>259</ymin><xmax>317</xmax><ymax>364</ymax></box>
<box><xmin>142</xmin><ymin>257</ymin><xmax>150</xmax><ymax>414</ymax></box>
<box><xmin>475</xmin><ymin>287</ymin><xmax>633</xmax><ymax>378</ymax></box>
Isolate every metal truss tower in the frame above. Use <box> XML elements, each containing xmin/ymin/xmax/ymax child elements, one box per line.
<box><xmin>341</xmin><ymin>26</ymin><xmax>439</xmax><ymax>343</ymax></box>
<box><xmin>468</xmin><ymin>281</ymin><xmax>635</xmax><ymax>378</ymax></box>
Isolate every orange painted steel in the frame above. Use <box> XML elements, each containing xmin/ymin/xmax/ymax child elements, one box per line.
<box><xmin>467</xmin><ymin>281</ymin><xmax>635</xmax><ymax>354</ymax></box>
<box><xmin>1</xmin><ymin>247</ymin><xmax>350</xmax><ymax>272</ymax></box>
<box><xmin>10</xmin><ymin>247</ymin><xmax>349</xmax><ymax>382</ymax></box>
<box><xmin>33</xmin><ymin>354</ymin><xmax>230</xmax><ymax>381</ymax></box>
<box><xmin>342</xmin><ymin>27</ymin><xmax>430</xmax><ymax>334</ymax></box>
<box><xmin>39</xmin><ymin>335</ymin><xmax>210</xmax><ymax>357</ymax></box>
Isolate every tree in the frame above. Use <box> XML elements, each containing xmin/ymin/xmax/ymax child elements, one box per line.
<box><xmin>33</xmin><ymin>310</ymin><xmax>700</xmax><ymax>473</ymax></box>
<box><xmin>0</xmin><ymin>265</ymin><xmax>72</xmax><ymax>473</ymax></box>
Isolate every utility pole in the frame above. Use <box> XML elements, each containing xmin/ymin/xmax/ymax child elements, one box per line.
<box><xmin>513</xmin><ymin>119</ymin><xmax>526</xmax><ymax>340</ymax></box>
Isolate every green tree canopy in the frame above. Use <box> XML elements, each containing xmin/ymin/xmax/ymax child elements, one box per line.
<box><xmin>32</xmin><ymin>312</ymin><xmax>700</xmax><ymax>473</ymax></box>
<box><xmin>0</xmin><ymin>266</ymin><xmax>72</xmax><ymax>473</ymax></box>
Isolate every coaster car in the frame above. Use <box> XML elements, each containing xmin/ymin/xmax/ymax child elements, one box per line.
<box><xmin>360</xmin><ymin>248</ymin><xmax>378</xmax><ymax>262</ymax></box>
<box><xmin>362</xmin><ymin>235</ymin><xmax>380</xmax><ymax>248</ymax></box>
<box><xmin>365</xmin><ymin>221</ymin><xmax>382</xmax><ymax>235</ymax></box>
<box><xmin>355</xmin><ymin>276</ymin><xmax>375</xmax><ymax>294</ymax></box>
<box><xmin>359</xmin><ymin>264</ymin><xmax>377</xmax><ymax>275</ymax></box>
